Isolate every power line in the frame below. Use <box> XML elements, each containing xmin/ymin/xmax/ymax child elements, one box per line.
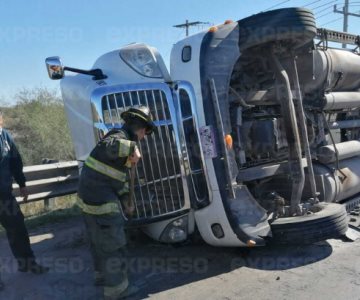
<box><xmin>317</xmin><ymin>10</ymin><xmax>335</xmax><ymax>17</ymax></box>
<box><xmin>303</xmin><ymin>0</ymin><xmax>323</xmax><ymax>7</ymax></box>
<box><xmin>320</xmin><ymin>16</ymin><xmax>343</xmax><ymax>25</ymax></box>
<box><xmin>315</xmin><ymin>4</ymin><xmax>335</xmax><ymax>14</ymax></box>
<box><xmin>264</xmin><ymin>0</ymin><xmax>291</xmax><ymax>11</ymax></box>
<box><xmin>312</xmin><ymin>0</ymin><xmax>339</xmax><ymax>10</ymax></box>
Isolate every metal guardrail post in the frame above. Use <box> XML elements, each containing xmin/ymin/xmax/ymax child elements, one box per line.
<box><xmin>44</xmin><ymin>198</ymin><xmax>56</xmax><ymax>211</ymax></box>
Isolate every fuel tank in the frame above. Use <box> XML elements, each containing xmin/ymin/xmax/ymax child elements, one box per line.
<box><xmin>302</xmin><ymin>48</ymin><xmax>360</xmax><ymax>94</ymax></box>
<box><xmin>317</xmin><ymin>140</ymin><xmax>360</xmax><ymax>164</ymax></box>
<box><xmin>305</xmin><ymin>156</ymin><xmax>360</xmax><ymax>202</ymax></box>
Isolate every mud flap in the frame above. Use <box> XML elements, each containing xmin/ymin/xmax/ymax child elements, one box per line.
<box><xmin>227</xmin><ymin>185</ymin><xmax>271</xmax><ymax>246</ymax></box>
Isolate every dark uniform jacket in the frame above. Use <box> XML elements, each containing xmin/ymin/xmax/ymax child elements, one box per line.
<box><xmin>0</xmin><ymin>128</ymin><xmax>26</xmax><ymax>197</ymax></box>
<box><xmin>77</xmin><ymin>127</ymin><xmax>137</xmax><ymax>214</ymax></box>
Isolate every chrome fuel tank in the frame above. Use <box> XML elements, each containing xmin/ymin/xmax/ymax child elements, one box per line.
<box><xmin>306</xmin><ymin>156</ymin><xmax>360</xmax><ymax>202</ymax></box>
<box><xmin>303</xmin><ymin>49</ymin><xmax>360</xmax><ymax>94</ymax></box>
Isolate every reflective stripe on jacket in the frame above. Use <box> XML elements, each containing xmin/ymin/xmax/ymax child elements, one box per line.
<box><xmin>84</xmin><ymin>156</ymin><xmax>127</xmax><ymax>182</ymax></box>
<box><xmin>77</xmin><ymin>196</ymin><xmax>121</xmax><ymax>215</ymax></box>
<box><xmin>77</xmin><ymin>128</ymin><xmax>137</xmax><ymax>209</ymax></box>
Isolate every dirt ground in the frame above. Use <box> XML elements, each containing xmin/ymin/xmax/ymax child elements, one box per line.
<box><xmin>0</xmin><ymin>217</ymin><xmax>359</xmax><ymax>300</ymax></box>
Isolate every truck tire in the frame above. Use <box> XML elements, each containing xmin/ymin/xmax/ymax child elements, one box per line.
<box><xmin>269</xmin><ymin>203</ymin><xmax>348</xmax><ymax>245</ymax></box>
<box><xmin>238</xmin><ymin>7</ymin><xmax>317</xmax><ymax>51</ymax></box>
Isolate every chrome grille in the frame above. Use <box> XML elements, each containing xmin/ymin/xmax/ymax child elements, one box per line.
<box><xmin>101</xmin><ymin>89</ymin><xmax>185</xmax><ymax>219</ymax></box>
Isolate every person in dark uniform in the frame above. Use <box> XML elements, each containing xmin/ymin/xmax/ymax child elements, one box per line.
<box><xmin>0</xmin><ymin>110</ymin><xmax>49</xmax><ymax>279</ymax></box>
<box><xmin>77</xmin><ymin>106</ymin><xmax>155</xmax><ymax>300</ymax></box>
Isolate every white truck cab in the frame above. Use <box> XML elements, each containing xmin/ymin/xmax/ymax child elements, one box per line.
<box><xmin>47</xmin><ymin>7</ymin><xmax>358</xmax><ymax>247</ymax></box>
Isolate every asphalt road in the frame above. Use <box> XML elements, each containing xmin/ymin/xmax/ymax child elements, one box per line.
<box><xmin>0</xmin><ymin>217</ymin><xmax>359</xmax><ymax>300</ymax></box>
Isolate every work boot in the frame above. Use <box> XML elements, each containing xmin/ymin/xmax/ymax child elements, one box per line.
<box><xmin>18</xmin><ymin>259</ymin><xmax>49</xmax><ymax>274</ymax></box>
<box><xmin>104</xmin><ymin>284</ymin><xmax>139</xmax><ymax>300</ymax></box>
<box><xmin>116</xmin><ymin>285</ymin><xmax>139</xmax><ymax>299</ymax></box>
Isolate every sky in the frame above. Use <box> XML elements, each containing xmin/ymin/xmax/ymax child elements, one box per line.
<box><xmin>1</xmin><ymin>0</ymin><xmax>360</xmax><ymax>103</ymax></box>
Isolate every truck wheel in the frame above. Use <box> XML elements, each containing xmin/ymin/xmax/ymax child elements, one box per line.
<box><xmin>238</xmin><ymin>7</ymin><xmax>317</xmax><ymax>51</ymax></box>
<box><xmin>269</xmin><ymin>203</ymin><xmax>348</xmax><ymax>245</ymax></box>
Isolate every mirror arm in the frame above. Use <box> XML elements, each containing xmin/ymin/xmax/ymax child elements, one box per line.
<box><xmin>63</xmin><ymin>66</ymin><xmax>107</xmax><ymax>80</ymax></box>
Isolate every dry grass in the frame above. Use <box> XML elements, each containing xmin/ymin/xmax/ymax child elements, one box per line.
<box><xmin>21</xmin><ymin>194</ymin><xmax>78</xmax><ymax>218</ymax></box>
<box><xmin>0</xmin><ymin>194</ymin><xmax>81</xmax><ymax>233</ymax></box>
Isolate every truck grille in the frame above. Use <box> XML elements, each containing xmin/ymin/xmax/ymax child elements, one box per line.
<box><xmin>101</xmin><ymin>89</ymin><xmax>185</xmax><ymax>219</ymax></box>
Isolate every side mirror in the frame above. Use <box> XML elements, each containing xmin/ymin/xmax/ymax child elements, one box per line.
<box><xmin>45</xmin><ymin>56</ymin><xmax>64</xmax><ymax>80</ymax></box>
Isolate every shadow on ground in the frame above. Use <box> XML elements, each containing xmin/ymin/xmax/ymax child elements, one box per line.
<box><xmin>125</xmin><ymin>230</ymin><xmax>333</xmax><ymax>299</ymax></box>
<box><xmin>0</xmin><ymin>218</ymin><xmax>334</xmax><ymax>300</ymax></box>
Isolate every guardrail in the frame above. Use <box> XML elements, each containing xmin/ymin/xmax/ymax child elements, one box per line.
<box><xmin>12</xmin><ymin>161</ymin><xmax>79</xmax><ymax>204</ymax></box>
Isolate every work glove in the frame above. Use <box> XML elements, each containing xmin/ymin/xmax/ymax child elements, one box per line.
<box><xmin>129</xmin><ymin>146</ymin><xmax>141</xmax><ymax>164</ymax></box>
<box><xmin>124</xmin><ymin>202</ymin><xmax>135</xmax><ymax>218</ymax></box>
<box><xmin>120</xmin><ymin>194</ymin><xmax>135</xmax><ymax>218</ymax></box>
<box><xmin>20</xmin><ymin>187</ymin><xmax>29</xmax><ymax>202</ymax></box>
<box><xmin>125</xmin><ymin>146</ymin><xmax>141</xmax><ymax>168</ymax></box>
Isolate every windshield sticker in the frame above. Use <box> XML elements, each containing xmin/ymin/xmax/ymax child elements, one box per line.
<box><xmin>200</xmin><ymin>125</ymin><xmax>217</xmax><ymax>159</ymax></box>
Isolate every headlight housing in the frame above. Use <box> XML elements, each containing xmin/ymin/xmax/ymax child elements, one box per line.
<box><xmin>160</xmin><ymin>216</ymin><xmax>188</xmax><ymax>243</ymax></box>
<box><xmin>120</xmin><ymin>43</ymin><xmax>163</xmax><ymax>78</ymax></box>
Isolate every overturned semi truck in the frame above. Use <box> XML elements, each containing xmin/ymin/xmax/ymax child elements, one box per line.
<box><xmin>46</xmin><ymin>7</ymin><xmax>359</xmax><ymax>247</ymax></box>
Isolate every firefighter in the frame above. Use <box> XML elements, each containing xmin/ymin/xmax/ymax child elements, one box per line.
<box><xmin>77</xmin><ymin>106</ymin><xmax>155</xmax><ymax>299</ymax></box>
<box><xmin>0</xmin><ymin>110</ymin><xmax>49</xmax><ymax>275</ymax></box>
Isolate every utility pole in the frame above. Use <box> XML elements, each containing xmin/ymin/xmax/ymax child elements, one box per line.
<box><xmin>334</xmin><ymin>0</ymin><xmax>360</xmax><ymax>48</ymax></box>
<box><xmin>173</xmin><ymin>20</ymin><xmax>210</xmax><ymax>37</ymax></box>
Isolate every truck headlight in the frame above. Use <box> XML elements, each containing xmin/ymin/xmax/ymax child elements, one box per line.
<box><xmin>120</xmin><ymin>43</ymin><xmax>163</xmax><ymax>78</ymax></box>
<box><xmin>160</xmin><ymin>216</ymin><xmax>188</xmax><ymax>243</ymax></box>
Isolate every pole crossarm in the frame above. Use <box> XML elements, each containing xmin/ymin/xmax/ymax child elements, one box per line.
<box><xmin>333</xmin><ymin>1</ymin><xmax>360</xmax><ymax>48</ymax></box>
<box><xmin>173</xmin><ymin>20</ymin><xmax>210</xmax><ymax>37</ymax></box>
<box><xmin>334</xmin><ymin>4</ymin><xmax>360</xmax><ymax>17</ymax></box>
